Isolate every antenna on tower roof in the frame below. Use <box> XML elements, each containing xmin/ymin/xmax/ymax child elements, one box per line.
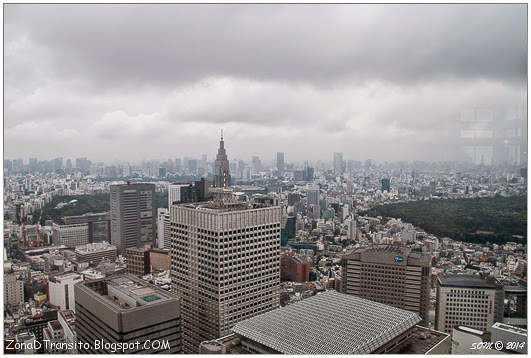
<box><xmin>221</xmin><ymin>129</ymin><xmax>223</xmax><ymax>140</ymax></box>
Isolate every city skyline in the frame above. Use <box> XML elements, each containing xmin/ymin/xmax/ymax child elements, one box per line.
<box><xmin>5</xmin><ymin>4</ymin><xmax>526</xmax><ymax>162</ymax></box>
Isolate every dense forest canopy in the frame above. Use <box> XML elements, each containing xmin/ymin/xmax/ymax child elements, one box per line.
<box><xmin>363</xmin><ymin>196</ymin><xmax>527</xmax><ymax>245</ymax></box>
<box><xmin>33</xmin><ymin>191</ymin><xmax>168</xmax><ymax>225</ymax></box>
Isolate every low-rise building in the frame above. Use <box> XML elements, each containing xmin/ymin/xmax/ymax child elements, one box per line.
<box><xmin>49</xmin><ymin>272</ymin><xmax>84</xmax><ymax>311</ymax></box>
<box><xmin>201</xmin><ymin>291</ymin><xmax>450</xmax><ymax>354</ymax></box>
<box><xmin>74</xmin><ymin>274</ymin><xmax>181</xmax><ymax>353</ymax></box>
<box><xmin>75</xmin><ymin>242</ymin><xmax>117</xmax><ymax>264</ymax></box>
<box><xmin>435</xmin><ymin>275</ymin><xmax>504</xmax><ymax>333</ymax></box>
<box><xmin>126</xmin><ymin>247</ymin><xmax>151</xmax><ymax>276</ymax></box>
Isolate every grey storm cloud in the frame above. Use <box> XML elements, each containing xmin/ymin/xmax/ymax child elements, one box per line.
<box><xmin>4</xmin><ymin>4</ymin><xmax>527</xmax><ymax>162</ymax></box>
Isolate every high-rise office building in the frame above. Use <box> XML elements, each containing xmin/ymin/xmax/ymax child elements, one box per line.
<box><xmin>176</xmin><ymin>178</ymin><xmax>213</xmax><ymax>203</ymax></box>
<box><xmin>381</xmin><ymin>178</ymin><xmax>391</xmax><ymax>192</ymax></box>
<box><xmin>276</xmin><ymin>152</ymin><xmax>285</xmax><ymax>174</ymax></box>
<box><xmin>170</xmin><ymin>193</ymin><xmax>281</xmax><ymax>353</ymax></box>
<box><xmin>280</xmin><ymin>215</ymin><xmax>296</xmax><ymax>246</ymax></box>
<box><xmin>435</xmin><ymin>275</ymin><xmax>504</xmax><ymax>334</ymax></box>
<box><xmin>341</xmin><ymin>246</ymin><xmax>431</xmax><ymax>324</ymax></box>
<box><xmin>157</xmin><ymin>208</ymin><xmax>171</xmax><ymax>249</ymax></box>
<box><xmin>306</xmin><ymin>185</ymin><xmax>320</xmax><ymax>206</ymax></box>
<box><xmin>333</xmin><ymin>152</ymin><xmax>344</xmax><ymax>174</ymax></box>
<box><xmin>168</xmin><ymin>183</ymin><xmax>189</xmax><ymax>206</ymax></box>
<box><xmin>74</xmin><ymin>274</ymin><xmax>181</xmax><ymax>353</ymax></box>
<box><xmin>214</xmin><ymin>131</ymin><xmax>231</xmax><ymax>188</ymax></box>
<box><xmin>251</xmin><ymin>156</ymin><xmax>261</xmax><ymax>173</ymax></box>
<box><xmin>110</xmin><ymin>182</ymin><xmax>156</xmax><ymax>253</ymax></box>
<box><xmin>346</xmin><ymin>217</ymin><xmax>356</xmax><ymax>240</ymax></box>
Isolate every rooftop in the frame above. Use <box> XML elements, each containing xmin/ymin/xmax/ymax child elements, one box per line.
<box><xmin>58</xmin><ymin>310</ymin><xmax>75</xmax><ymax>325</ymax></box>
<box><xmin>82</xmin><ymin>274</ymin><xmax>174</xmax><ymax>310</ymax></box>
<box><xmin>179</xmin><ymin>199</ymin><xmax>279</xmax><ymax>213</ymax></box>
<box><xmin>438</xmin><ymin>274</ymin><xmax>500</xmax><ymax>289</ymax></box>
<box><xmin>387</xmin><ymin>326</ymin><xmax>450</xmax><ymax>354</ymax></box>
<box><xmin>75</xmin><ymin>242</ymin><xmax>117</xmax><ymax>254</ymax></box>
<box><xmin>50</xmin><ymin>272</ymin><xmax>83</xmax><ymax>282</ymax></box>
<box><xmin>503</xmin><ymin>285</ymin><xmax>527</xmax><ymax>293</ymax></box>
<box><xmin>492</xmin><ymin>322</ymin><xmax>527</xmax><ymax>336</ymax></box>
<box><xmin>231</xmin><ymin>290</ymin><xmax>421</xmax><ymax>354</ymax></box>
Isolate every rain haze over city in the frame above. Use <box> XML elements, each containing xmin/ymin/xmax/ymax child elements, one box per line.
<box><xmin>2</xmin><ymin>3</ymin><xmax>528</xmax><ymax>356</ymax></box>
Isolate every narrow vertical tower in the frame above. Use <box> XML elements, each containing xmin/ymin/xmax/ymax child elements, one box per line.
<box><xmin>214</xmin><ymin>130</ymin><xmax>231</xmax><ymax>188</ymax></box>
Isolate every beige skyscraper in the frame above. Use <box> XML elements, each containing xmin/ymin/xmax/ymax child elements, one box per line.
<box><xmin>170</xmin><ymin>190</ymin><xmax>281</xmax><ymax>353</ymax></box>
<box><xmin>341</xmin><ymin>245</ymin><xmax>431</xmax><ymax>325</ymax></box>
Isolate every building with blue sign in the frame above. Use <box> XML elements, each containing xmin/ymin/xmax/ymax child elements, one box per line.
<box><xmin>341</xmin><ymin>245</ymin><xmax>432</xmax><ymax>325</ymax></box>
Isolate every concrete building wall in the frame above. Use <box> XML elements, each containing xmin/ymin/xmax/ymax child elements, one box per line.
<box><xmin>74</xmin><ymin>276</ymin><xmax>181</xmax><ymax>353</ymax></box>
<box><xmin>341</xmin><ymin>247</ymin><xmax>431</xmax><ymax>324</ymax></box>
<box><xmin>4</xmin><ymin>273</ymin><xmax>24</xmax><ymax>306</ymax></box>
<box><xmin>436</xmin><ymin>285</ymin><xmax>501</xmax><ymax>333</ymax></box>
<box><xmin>53</xmin><ymin>223</ymin><xmax>89</xmax><ymax>247</ymax></box>
<box><xmin>170</xmin><ymin>203</ymin><xmax>281</xmax><ymax>353</ymax></box>
<box><xmin>49</xmin><ymin>273</ymin><xmax>83</xmax><ymax>312</ymax></box>
<box><xmin>150</xmin><ymin>249</ymin><xmax>170</xmax><ymax>271</ymax></box>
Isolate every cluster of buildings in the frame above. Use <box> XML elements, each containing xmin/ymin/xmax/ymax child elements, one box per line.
<box><xmin>3</xmin><ymin>134</ymin><xmax>527</xmax><ymax>354</ymax></box>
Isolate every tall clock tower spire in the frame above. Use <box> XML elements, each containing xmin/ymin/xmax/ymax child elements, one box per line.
<box><xmin>214</xmin><ymin>130</ymin><xmax>231</xmax><ymax>188</ymax></box>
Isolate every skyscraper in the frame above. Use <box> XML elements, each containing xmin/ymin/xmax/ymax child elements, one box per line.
<box><xmin>341</xmin><ymin>246</ymin><xmax>431</xmax><ymax>325</ymax></box>
<box><xmin>276</xmin><ymin>152</ymin><xmax>285</xmax><ymax>174</ymax></box>
<box><xmin>170</xmin><ymin>192</ymin><xmax>281</xmax><ymax>353</ymax></box>
<box><xmin>381</xmin><ymin>178</ymin><xmax>391</xmax><ymax>192</ymax></box>
<box><xmin>306</xmin><ymin>185</ymin><xmax>320</xmax><ymax>206</ymax></box>
<box><xmin>251</xmin><ymin>156</ymin><xmax>261</xmax><ymax>173</ymax></box>
<box><xmin>214</xmin><ymin>131</ymin><xmax>231</xmax><ymax>188</ymax></box>
<box><xmin>110</xmin><ymin>182</ymin><xmax>156</xmax><ymax>253</ymax></box>
<box><xmin>333</xmin><ymin>152</ymin><xmax>344</xmax><ymax>174</ymax></box>
<box><xmin>157</xmin><ymin>208</ymin><xmax>171</xmax><ymax>249</ymax></box>
<box><xmin>168</xmin><ymin>183</ymin><xmax>189</xmax><ymax>207</ymax></box>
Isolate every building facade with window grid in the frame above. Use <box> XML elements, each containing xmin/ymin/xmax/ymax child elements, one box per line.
<box><xmin>170</xmin><ymin>199</ymin><xmax>281</xmax><ymax>353</ymax></box>
<box><xmin>341</xmin><ymin>245</ymin><xmax>431</xmax><ymax>325</ymax></box>
<box><xmin>435</xmin><ymin>275</ymin><xmax>504</xmax><ymax>333</ymax></box>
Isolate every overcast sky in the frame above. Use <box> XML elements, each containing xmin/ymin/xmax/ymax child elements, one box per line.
<box><xmin>4</xmin><ymin>4</ymin><xmax>527</xmax><ymax>163</ymax></box>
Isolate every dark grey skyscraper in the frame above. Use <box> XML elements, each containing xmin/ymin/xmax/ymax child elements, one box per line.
<box><xmin>214</xmin><ymin>131</ymin><xmax>231</xmax><ymax>188</ymax></box>
<box><xmin>110</xmin><ymin>182</ymin><xmax>156</xmax><ymax>253</ymax></box>
<box><xmin>276</xmin><ymin>152</ymin><xmax>285</xmax><ymax>174</ymax></box>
